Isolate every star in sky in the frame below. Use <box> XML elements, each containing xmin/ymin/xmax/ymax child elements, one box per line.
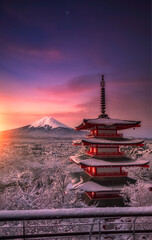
<box><xmin>66</xmin><ymin>10</ymin><xmax>70</xmax><ymax>15</ymax></box>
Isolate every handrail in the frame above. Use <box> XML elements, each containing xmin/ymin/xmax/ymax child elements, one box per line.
<box><xmin>0</xmin><ymin>207</ymin><xmax>152</xmax><ymax>221</ymax></box>
<box><xmin>0</xmin><ymin>207</ymin><xmax>152</xmax><ymax>239</ymax></box>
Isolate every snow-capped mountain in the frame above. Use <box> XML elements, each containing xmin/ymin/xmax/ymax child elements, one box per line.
<box><xmin>29</xmin><ymin>116</ymin><xmax>72</xmax><ymax>130</ymax></box>
<box><xmin>0</xmin><ymin>116</ymin><xmax>86</xmax><ymax>139</ymax></box>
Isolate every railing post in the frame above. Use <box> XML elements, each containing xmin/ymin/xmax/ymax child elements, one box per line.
<box><xmin>133</xmin><ymin>217</ymin><xmax>137</xmax><ymax>240</ymax></box>
<box><xmin>99</xmin><ymin>219</ymin><xmax>101</xmax><ymax>240</ymax></box>
<box><xmin>0</xmin><ymin>207</ymin><xmax>152</xmax><ymax>239</ymax></box>
<box><xmin>89</xmin><ymin>219</ymin><xmax>95</xmax><ymax>240</ymax></box>
<box><xmin>23</xmin><ymin>220</ymin><xmax>26</xmax><ymax>240</ymax></box>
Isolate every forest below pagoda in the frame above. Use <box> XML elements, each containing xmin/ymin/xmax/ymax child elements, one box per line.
<box><xmin>0</xmin><ymin>138</ymin><xmax>152</xmax><ymax>210</ymax></box>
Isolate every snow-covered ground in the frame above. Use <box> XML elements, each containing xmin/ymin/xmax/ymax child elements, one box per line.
<box><xmin>0</xmin><ymin>138</ymin><xmax>151</xmax><ymax>210</ymax></box>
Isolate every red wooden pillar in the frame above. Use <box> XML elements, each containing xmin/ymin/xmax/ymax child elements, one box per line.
<box><xmin>92</xmin><ymin>167</ymin><xmax>96</xmax><ymax>176</ymax></box>
<box><xmin>96</xmin><ymin>125</ymin><xmax>98</xmax><ymax>136</ymax></box>
<box><xmin>117</xmin><ymin>146</ymin><xmax>119</xmax><ymax>155</ymax></box>
<box><xmin>95</xmin><ymin>145</ymin><xmax>98</xmax><ymax>155</ymax></box>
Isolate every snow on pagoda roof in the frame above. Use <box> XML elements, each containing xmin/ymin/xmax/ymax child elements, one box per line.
<box><xmin>78</xmin><ymin>177</ymin><xmax>135</xmax><ymax>192</ymax></box>
<box><xmin>70</xmin><ymin>156</ymin><xmax>149</xmax><ymax>167</ymax></box>
<box><xmin>73</xmin><ymin>138</ymin><xmax>144</xmax><ymax>146</ymax></box>
<box><xmin>75</xmin><ymin>117</ymin><xmax>140</xmax><ymax>130</ymax></box>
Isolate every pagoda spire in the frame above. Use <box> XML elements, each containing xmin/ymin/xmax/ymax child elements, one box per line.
<box><xmin>99</xmin><ymin>74</ymin><xmax>109</xmax><ymax>118</ymax></box>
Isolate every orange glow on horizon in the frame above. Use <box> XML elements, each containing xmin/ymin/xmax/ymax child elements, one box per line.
<box><xmin>0</xmin><ymin>76</ymin><xmax>151</xmax><ymax>137</ymax></box>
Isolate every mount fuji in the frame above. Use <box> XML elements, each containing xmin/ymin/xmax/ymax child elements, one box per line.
<box><xmin>0</xmin><ymin>116</ymin><xmax>86</xmax><ymax>139</ymax></box>
<box><xmin>29</xmin><ymin>116</ymin><xmax>72</xmax><ymax>130</ymax></box>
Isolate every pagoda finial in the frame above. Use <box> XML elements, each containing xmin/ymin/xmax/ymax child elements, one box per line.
<box><xmin>99</xmin><ymin>74</ymin><xmax>109</xmax><ymax>118</ymax></box>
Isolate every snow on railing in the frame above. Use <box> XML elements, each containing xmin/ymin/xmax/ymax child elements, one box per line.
<box><xmin>0</xmin><ymin>207</ymin><xmax>152</xmax><ymax>239</ymax></box>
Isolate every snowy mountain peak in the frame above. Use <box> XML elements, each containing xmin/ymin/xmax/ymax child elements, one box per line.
<box><xmin>29</xmin><ymin>116</ymin><xmax>71</xmax><ymax>130</ymax></box>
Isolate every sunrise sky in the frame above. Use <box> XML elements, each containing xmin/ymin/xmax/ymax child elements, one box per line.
<box><xmin>0</xmin><ymin>0</ymin><xmax>151</xmax><ymax>137</ymax></box>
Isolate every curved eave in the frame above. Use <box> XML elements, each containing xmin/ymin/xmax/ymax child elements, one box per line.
<box><xmin>80</xmin><ymin>181</ymin><xmax>152</xmax><ymax>192</ymax></box>
<box><xmin>70</xmin><ymin>156</ymin><xmax>149</xmax><ymax>167</ymax></box>
<box><xmin>75</xmin><ymin>123</ymin><xmax>85</xmax><ymax>130</ymax></box>
<box><xmin>76</xmin><ymin>124</ymin><xmax>141</xmax><ymax>131</ymax></box>
<box><xmin>75</xmin><ymin>119</ymin><xmax>141</xmax><ymax>131</ymax></box>
<box><xmin>74</xmin><ymin>139</ymin><xmax>144</xmax><ymax>146</ymax></box>
<box><xmin>79</xmin><ymin>181</ymin><xmax>121</xmax><ymax>192</ymax></box>
<box><xmin>78</xmin><ymin>177</ymin><xmax>136</xmax><ymax>192</ymax></box>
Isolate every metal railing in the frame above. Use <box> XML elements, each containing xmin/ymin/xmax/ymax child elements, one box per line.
<box><xmin>0</xmin><ymin>207</ymin><xmax>152</xmax><ymax>239</ymax></box>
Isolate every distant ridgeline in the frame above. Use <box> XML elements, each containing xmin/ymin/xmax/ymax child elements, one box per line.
<box><xmin>71</xmin><ymin>75</ymin><xmax>151</xmax><ymax>207</ymax></box>
<box><xmin>0</xmin><ymin>117</ymin><xmax>87</xmax><ymax>139</ymax></box>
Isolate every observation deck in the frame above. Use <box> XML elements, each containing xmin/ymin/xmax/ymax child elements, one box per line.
<box><xmin>0</xmin><ymin>207</ymin><xmax>152</xmax><ymax>239</ymax></box>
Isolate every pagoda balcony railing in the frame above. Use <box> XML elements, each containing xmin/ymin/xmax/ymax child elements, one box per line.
<box><xmin>85</xmin><ymin>169</ymin><xmax>128</xmax><ymax>177</ymax></box>
<box><xmin>85</xmin><ymin>192</ymin><xmax>122</xmax><ymax>200</ymax></box>
<box><xmin>86</xmin><ymin>151</ymin><xmax>124</xmax><ymax>157</ymax></box>
<box><xmin>88</xmin><ymin>133</ymin><xmax>123</xmax><ymax>138</ymax></box>
<box><xmin>0</xmin><ymin>207</ymin><xmax>152</xmax><ymax>239</ymax></box>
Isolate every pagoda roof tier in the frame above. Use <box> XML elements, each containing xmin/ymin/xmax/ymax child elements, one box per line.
<box><xmin>75</xmin><ymin>117</ymin><xmax>140</xmax><ymax>130</ymax></box>
<box><xmin>78</xmin><ymin>177</ymin><xmax>136</xmax><ymax>192</ymax></box>
<box><xmin>73</xmin><ymin>138</ymin><xmax>144</xmax><ymax>146</ymax></box>
<box><xmin>70</xmin><ymin>156</ymin><xmax>149</xmax><ymax>167</ymax></box>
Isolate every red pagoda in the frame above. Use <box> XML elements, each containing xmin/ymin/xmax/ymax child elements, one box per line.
<box><xmin>71</xmin><ymin>75</ymin><xmax>149</xmax><ymax>206</ymax></box>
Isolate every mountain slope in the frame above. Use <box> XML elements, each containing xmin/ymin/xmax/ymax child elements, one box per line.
<box><xmin>0</xmin><ymin>116</ymin><xmax>86</xmax><ymax>139</ymax></box>
<box><xmin>29</xmin><ymin>116</ymin><xmax>71</xmax><ymax>130</ymax></box>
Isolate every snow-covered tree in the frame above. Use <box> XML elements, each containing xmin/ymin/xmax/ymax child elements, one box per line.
<box><xmin>121</xmin><ymin>181</ymin><xmax>152</xmax><ymax>207</ymax></box>
<box><xmin>0</xmin><ymin>141</ymin><xmax>85</xmax><ymax>210</ymax></box>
